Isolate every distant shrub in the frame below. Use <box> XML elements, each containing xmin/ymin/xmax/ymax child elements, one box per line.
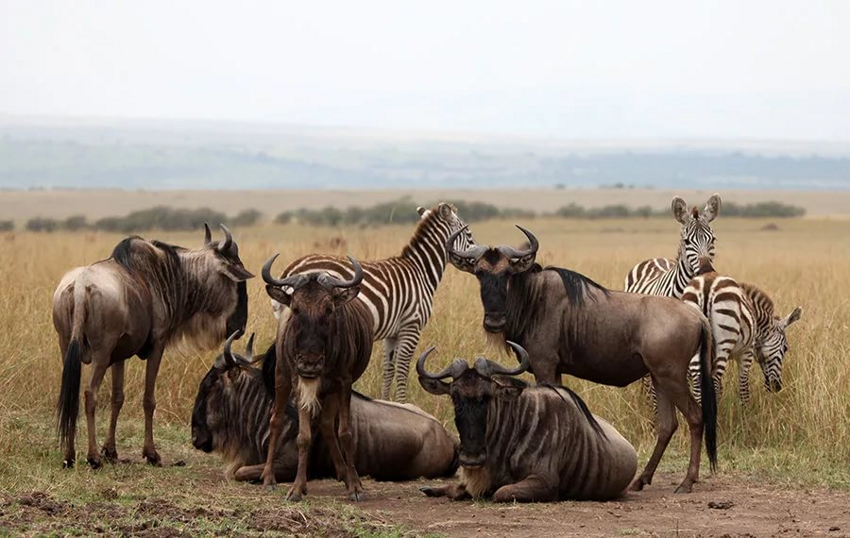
<box><xmin>231</xmin><ymin>209</ymin><xmax>263</xmax><ymax>227</ymax></box>
<box><xmin>553</xmin><ymin>200</ymin><xmax>805</xmax><ymax>219</ymax></box>
<box><xmin>95</xmin><ymin>206</ymin><xmax>227</xmax><ymax>233</ymax></box>
<box><xmin>0</xmin><ymin>220</ymin><xmax>13</xmax><ymax>232</ymax></box>
<box><xmin>62</xmin><ymin>215</ymin><xmax>89</xmax><ymax>231</ymax></box>
<box><xmin>723</xmin><ymin>201</ymin><xmax>806</xmax><ymax>218</ymax></box>
<box><xmin>26</xmin><ymin>217</ymin><xmax>59</xmax><ymax>232</ymax></box>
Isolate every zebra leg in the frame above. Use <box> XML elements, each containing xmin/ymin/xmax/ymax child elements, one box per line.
<box><xmin>738</xmin><ymin>350</ymin><xmax>755</xmax><ymax>403</ymax></box>
<box><xmin>687</xmin><ymin>352</ymin><xmax>702</xmax><ymax>405</ymax></box>
<box><xmin>380</xmin><ymin>337</ymin><xmax>397</xmax><ymax>400</ymax></box>
<box><xmin>391</xmin><ymin>326</ymin><xmax>422</xmax><ymax>403</ymax></box>
<box><xmin>641</xmin><ymin>375</ymin><xmax>658</xmax><ymax>417</ymax></box>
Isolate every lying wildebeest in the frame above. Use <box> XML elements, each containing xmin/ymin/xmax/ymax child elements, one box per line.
<box><xmin>417</xmin><ymin>343</ymin><xmax>638</xmax><ymax>502</ymax></box>
<box><xmin>191</xmin><ymin>331</ymin><xmax>458</xmax><ymax>481</ymax></box>
<box><xmin>444</xmin><ymin>225</ymin><xmax>717</xmax><ymax>493</ymax></box>
<box><xmin>261</xmin><ymin>254</ymin><xmax>373</xmax><ymax>501</ymax></box>
<box><xmin>52</xmin><ymin>224</ymin><xmax>253</xmax><ymax>468</ymax></box>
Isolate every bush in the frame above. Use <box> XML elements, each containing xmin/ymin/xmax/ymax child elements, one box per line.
<box><xmin>26</xmin><ymin>217</ymin><xmax>59</xmax><ymax>232</ymax></box>
<box><xmin>63</xmin><ymin>215</ymin><xmax>89</xmax><ymax>231</ymax></box>
<box><xmin>95</xmin><ymin>206</ymin><xmax>228</xmax><ymax>233</ymax></box>
<box><xmin>723</xmin><ymin>201</ymin><xmax>806</xmax><ymax>218</ymax></box>
<box><xmin>0</xmin><ymin>220</ymin><xmax>13</xmax><ymax>232</ymax></box>
<box><xmin>231</xmin><ymin>209</ymin><xmax>263</xmax><ymax>227</ymax></box>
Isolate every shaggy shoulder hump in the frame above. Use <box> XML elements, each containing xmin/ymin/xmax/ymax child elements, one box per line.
<box><xmin>543</xmin><ymin>266</ymin><xmax>609</xmax><ymax>306</ymax></box>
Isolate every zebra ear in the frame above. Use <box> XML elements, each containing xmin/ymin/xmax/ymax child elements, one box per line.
<box><xmin>438</xmin><ymin>203</ymin><xmax>454</xmax><ymax>219</ymax></box>
<box><xmin>703</xmin><ymin>193</ymin><xmax>721</xmax><ymax>222</ymax></box>
<box><xmin>417</xmin><ymin>206</ymin><xmax>430</xmax><ymax>218</ymax></box>
<box><xmin>672</xmin><ymin>197</ymin><xmax>689</xmax><ymax>224</ymax></box>
<box><xmin>782</xmin><ymin>306</ymin><xmax>803</xmax><ymax>328</ymax></box>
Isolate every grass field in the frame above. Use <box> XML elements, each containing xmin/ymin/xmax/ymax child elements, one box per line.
<box><xmin>1</xmin><ymin>213</ymin><xmax>849</xmax><ymax>535</ymax></box>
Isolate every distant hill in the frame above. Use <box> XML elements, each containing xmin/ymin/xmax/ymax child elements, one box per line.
<box><xmin>1</xmin><ymin>117</ymin><xmax>849</xmax><ymax>190</ymax></box>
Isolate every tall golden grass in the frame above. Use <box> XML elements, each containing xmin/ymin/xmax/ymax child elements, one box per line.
<box><xmin>1</xmin><ymin>216</ymin><xmax>847</xmax><ymax>482</ymax></box>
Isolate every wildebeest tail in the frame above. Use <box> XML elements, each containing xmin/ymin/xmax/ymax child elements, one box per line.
<box><xmin>698</xmin><ymin>316</ymin><xmax>718</xmax><ymax>473</ymax></box>
<box><xmin>58</xmin><ymin>339</ymin><xmax>82</xmax><ymax>449</ymax></box>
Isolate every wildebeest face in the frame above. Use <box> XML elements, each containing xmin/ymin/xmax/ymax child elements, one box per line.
<box><xmin>417</xmin><ymin>344</ymin><xmax>529</xmax><ymax>469</ymax></box>
<box><xmin>262</xmin><ymin>255</ymin><xmax>364</xmax><ymax>379</ymax></box>
<box><xmin>445</xmin><ymin>225</ymin><xmax>539</xmax><ymax>333</ymax></box>
<box><xmin>203</xmin><ymin>223</ymin><xmax>255</xmax><ymax>282</ymax></box>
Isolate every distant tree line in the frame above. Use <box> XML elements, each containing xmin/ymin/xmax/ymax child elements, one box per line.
<box><xmin>14</xmin><ymin>199</ymin><xmax>806</xmax><ymax>233</ymax></box>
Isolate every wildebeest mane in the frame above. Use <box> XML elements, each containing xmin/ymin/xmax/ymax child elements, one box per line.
<box><xmin>543</xmin><ymin>266</ymin><xmax>609</xmax><ymax>306</ymax></box>
<box><xmin>109</xmin><ymin>236</ymin><xmax>145</xmax><ymax>271</ymax></box>
<box><xmin>541</xmin><ymin>383</ymin><xmax>606</xmax><ymax>439</ymax></box>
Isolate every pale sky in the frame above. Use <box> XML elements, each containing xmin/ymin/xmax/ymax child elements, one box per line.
<box><xmin>2</xmin><ymin>0</ymin><xmax>849</xmax><ymax>140</ymax></box>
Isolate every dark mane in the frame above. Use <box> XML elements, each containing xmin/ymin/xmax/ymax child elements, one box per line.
<box><xmin>110</xmin><ymin>236</ymin><xmax>144</xmax><ymax>271</ymax></box>
<box><xmin>543</xmin><ymin>266</ymin><xmax>609</xmax><ymax>306</ymax></box>
<box><xmin>540</xmin><ymin>383</ymin><xmax>606</xmax><ymax>439</ymax></box>
<box><xmin>400</xmin><ymin>203</ymin><xmax>448</xmax><ymax>259</ymax></box>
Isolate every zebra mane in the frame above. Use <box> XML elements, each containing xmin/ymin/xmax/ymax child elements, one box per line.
<box><xmin>400</xmin><ymin>203</ymin><xmax>453</xmax><ymax>260</ymax></box>
<box><xmin>740</xmin><ymin>282</ymin><xmax>775</xmax><ymax>317</ymax></box>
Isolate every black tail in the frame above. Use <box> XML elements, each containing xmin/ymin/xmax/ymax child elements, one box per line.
<box><xmin>698</xmin><ymin>321</ymin><xmax>718</xmax><ymax>473</ymax></box>
<box><xmin>57</xmin><ymin>340</ymin><xmax>82</xmax><ymax>449</ymax></box>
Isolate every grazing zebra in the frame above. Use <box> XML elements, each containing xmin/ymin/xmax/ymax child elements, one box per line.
<box><xmin>676</xmin><ymin>260</ymin><xmax>803</xmax><ymax>404</ymax></box>
<box><xmin>271</xmin><ymin>203</ymin><xmax>474</xmax><ymax>402</ymax></box>
<box><xmin>624</xmin><ymin>193</ymin><xmax>722</xmax><ymax>297</ymax></box>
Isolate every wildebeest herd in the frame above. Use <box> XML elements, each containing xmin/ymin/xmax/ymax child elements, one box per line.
<box><xmin>52</xmin><ymin>196</ymin><xmax>802</xmax><ymax>503</ymax></box>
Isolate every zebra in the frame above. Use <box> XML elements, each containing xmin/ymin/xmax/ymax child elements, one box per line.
<box><xmin>625</xmin><ymin>194</ymin><xmax>721</xmax><ymax>401</ymax></box>
<box><xmin>624</xmin><ymin>193</ymin><xmax>722</xmax><ymax>297</ymax></box>
<box><xmin>677</xmin><ymin>260</ymin><xmax>803</xmax><ymax>404</ymax></box>
<box><xmin>270</xmin><ymin>202</ymin><xmax>475</xmax><ymax>402</ymax></box>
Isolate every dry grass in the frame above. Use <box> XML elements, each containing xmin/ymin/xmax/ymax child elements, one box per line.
<box><xmin>1</xmin><ymin>215</ymin><xmax>848</xmax><ymax>510</ymax></box>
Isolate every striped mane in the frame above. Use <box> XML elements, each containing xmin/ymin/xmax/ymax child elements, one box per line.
<box><xmin>400</xmin><ymin>203</ymin><xmax>453</xmax><ymax>259</ymax></box>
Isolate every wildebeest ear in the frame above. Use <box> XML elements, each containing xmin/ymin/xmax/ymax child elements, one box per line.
<box><xmin>703</xmin><ymin>193</ymin><xmax>721</xmax><ymax>223</ymax></box>
<box><xmin>494</xmin><ymin>383</ymin><xmax>524</xmax><ymax>401</ymax></box>
<box><xmin>266</xmin><ymin>285</ymin><xmax>292</xmax><ymax>306</ymax></box>
<box><xmin>334</xmin><ymin>285</ymin><xmax>361</xmax><ymax>306</ymax></box>
<box><xmin>447</xmin><ymin>253</ymin><xmax>476</xmax><ymax>274</ymax></box>
<box><xmin>418</xmin><ymin>376</ymin><xmax>451</xmax><ymax>396</ymax></box>
<box><xmin>509</xmin><ymin>253</ymin><xmax>536</xmax><ymax>273</ymax></box>
<box><xmin>438</xmin><ymin>203</ymin><xmax>454</xmax><ymax>219</ymax></box>
<box><xmin>671</xmin><ymin>197</ymin><xmax>689</xmax><ymax>224</ymax></box>
<box><xmin>225</xmin><ymin>263</ymin><xmax>255</xmax><ymax>282</ymax></box>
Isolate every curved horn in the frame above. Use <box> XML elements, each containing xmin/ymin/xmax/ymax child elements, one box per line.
<box><xmin>218</xmin><ymin>224</ymin><xmax>233</xmax><ymax>253</ymax></box>
<box><xmin>497</xmin><ymin>225</ymin><xmax>539</xmax><ymax>260</ymax></box>
<box><xmin>473</xmin><ymin>341</ymin><xmax>530</xmax><ymax>378</ymax></box>
<box><xmin>445</xmin><ymin>225</ymin><xmax>488</xmax><ymax>262</ymax></box>
<box><xmin>318</xmin><ymin>256</ymin><xmax>363</xmax><ymax>289</ymax></box>
<box><xmin>204</xmin><ymin>223</ymin><xmax>213</xmax><ymax>246</ymax></box>
<box><xmin>221</xmin><ymin>329</ymin><xmax>244</xmax><ymax>368</ymax></box>
<box><xmin>241</xmin><ymin>332</ymin><xmax>256</xmax><ymax>364</ymax></box>
<box><xmin>416</xmin><ymin>346</ymin><xmax>469</xmax><ymax>380</ymax></box>
<box><xmin>261</xmin><ymin>253</ymin><xmax>305</xmax><ymax>290</ymax></box>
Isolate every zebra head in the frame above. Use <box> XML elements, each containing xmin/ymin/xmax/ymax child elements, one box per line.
<box><xmin>672</xmin><ymin>194</ymin><xmax>721</xmax><ymax>275</ymax></box>
<box><xmin>420</xmin><ymin>203</ymin><xmax>476</xmax><ymax>254</ymax></box>
<box><xmin>756</xmin><ymin>306</ymin><xmax>803</xmax><ymax>392</ymax></box>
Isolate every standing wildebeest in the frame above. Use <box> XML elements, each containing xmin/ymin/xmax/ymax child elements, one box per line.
<box><xmin>191</xmin><ymin>331</ymin><xmax>458</xmax><ymax>482</ymax></box>
<box><xmin>270</xmin><ymin>203</ymin><xmax>475</xmax><ymax>402</ymax></box>
<box><xmin>261</xmin><ymin>254</ymin><xmax>373</xmax><ymax>501</ymax></box>
<box><xmin>445</xmin><ymin>225</ymin><xmax>717</xmax><ymax>493</ymax></box>
<box><xmin>52</xmin><ymin>224</ymin><xmax>253</xmax><ymax>468</ymax></box>
<box><xmin>417</xmin><ymin>343</ymin><xmax>638</xmax><ymax>502</ymax></box>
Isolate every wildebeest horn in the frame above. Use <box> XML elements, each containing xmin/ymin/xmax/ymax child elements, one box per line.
<box><xmin>204</xmin><ymin>223</ymin><xmax>213</xmax><ymax>246</ymax></box>
<box><xmin>416</xmin><ymin>346</ymin><xmax>469</xmax><ymax>380</ymax></box>
<box><xmin>218</xmin><ymin>224</ymin><xmax>233</xmax><ymax>253</ymax></box>
<box><xmin>445</xmin><ymin>225</ymin><xmax>487</xmax><ymax>261</ymax></box>
<box><xmin>219</xmin><ymin>329</ymin><xmax>245</xmax><ymax>368</ymax></box>
<box><xmin>261</xmin><ymin>253</ymin><xmax>307</xmax><ymax>290</ymax></box>
<box><xmin>317</xmin><ymin>256</ymin><xmax>363</xmax><ymax>289</ymax></box>
<box><xmin>497</xmin><ymin>225</ymin><xmax>539</xmax><ymax>260</ymax></box>
<box><xmin>473</xmin><ymin>341</ymin><xmax>531</xmax><ymax>378</ymax></box>
<box><xmin>242</xmin><ymin>332</ymin><xmax>256</xmax><ymax>363</ymax></box>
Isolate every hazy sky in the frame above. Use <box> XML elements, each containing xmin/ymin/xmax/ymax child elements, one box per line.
<box><xmin>2</xmin><ymin>0</ymin><xmax>849</xmax><ymax>140</ymax></box>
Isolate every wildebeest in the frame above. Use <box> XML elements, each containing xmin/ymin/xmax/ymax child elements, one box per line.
<box><xmin>417</xmin><ymin>343</ymin><xmax>637</xmax><ymax>502</ymax></box>
<box><xmin>191</xmin><ymin>331</ymin><xmax>458</xmax><ymax>482</ymax></box>
<box><xmin>445</xmin><ymin>225</ymin><xmax>717</xmax><ymax>493</ymax></box>
<box><xmin>52</xmin><ymin>224</ymin><xmax>252</xmax><ymax>468</ymax></box>
<box><xmin>261</xmin><ymin>254</ymin><xmax>373</xmax><ymax>501</ymax></box>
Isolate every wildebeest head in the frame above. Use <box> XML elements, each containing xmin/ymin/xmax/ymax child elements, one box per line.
<box><xmin>417</xmin><ymin>342</ymin><xmax>529</xmax><ymax>468</ymax></box>
<box><xmin>671</xmin><ymin>194</ymin><xmax>721</xmax><ymax>275</ymax></box>
<box><xmin>756</xmin><ymin>306</ymin><xmax>803</xmax><ymax>393</ymax></box>
<box><xmin>262</xmin><ymin>254</ymin><xmax>363</xmax><ymax>378</ymax></box>
<box><xmin>203</xmin><ymin>224</ymin><xmax>254</xmax><ymax>336</ymax></box>
<box><xmin>191</xmin><ymin>330</ymin><xmax>257</xmax><ymax>452</ymax></box>
<box><xmin>445</xmin><ymin>225</ymin><xmax>539</xmax><ymax>333</ymax></box>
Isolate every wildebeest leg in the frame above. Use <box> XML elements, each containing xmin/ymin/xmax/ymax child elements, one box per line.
<box><xmin>662</xmin><ymin>380</ymin><xmax>705</xmax><ymax>493</ymax></box>
<box><xmin>101</xmin><ymin>360</ymin><xmax>125</xmax><ymax>462</ymax></box>
<box><xmin>142</xmin><ymin>347</ymin><xmax>164</xmax><ymax>466</ymax></box>
<box><xmin>380</xmin><ymin>337</ymin><xmax>397</xmax><ymax>400</ymax></box>
<box><xmin>235</xmin><ymin>464</ymin><xmax>297</xmax><ymax>483</ymax></box>
<box><xmin>392</xmin><ymin>325</ymin><xmax>421</xmax><ymax>403</ymax></box>
<box><xmin>261</xmin><ymin>370</ymin><xmax>292</xmax><ymax>488</ymax></box>
<box><xmin>421</xmin><ymin>483</ymin><xmax>471</xmax><ymax>501</ymax></box>
<box><xmin>84</xmin><ymin>356</ymin><xmax>109</xmax><ymax>469</ymax></box>
<box><xmin>338</xmin><ymin>384</ymin><xmax>364</xmax><ymax>501</ymax></box>
<box><xmin>317</xmin><ymin>394</ymin><xmax>347</xmax><ymax>482</ymax></box>
<box><xmin>529</xmin><ymin>352</ymin><xmax>559</xmax><ymax>385</ymax></box>
<box><xmin>286</xmin><ymin>404</ymin><xmax>313</xmax><ymax>502</ymax></box>
<box><xmin>630</xmin><ymin>384</ymin><xmax>677</xmax><ymax>491</ymax></box>
<box><xmin>492</xmin><ymin>474</ymin><xmax>558</xmax><ymax>503</ymax></box>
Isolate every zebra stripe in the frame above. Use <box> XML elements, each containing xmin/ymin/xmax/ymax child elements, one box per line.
<box><xmin>271</xmin><ymin>203</ymin><xmax>473</xmax><ymax>402</ymax></box>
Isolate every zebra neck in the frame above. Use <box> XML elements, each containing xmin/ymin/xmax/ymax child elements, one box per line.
<box><xmin>400</xmin><ymin>220</ymin><xmax>449</xmax><ymax>291</ymax></box>
<box><xmin>660</xmin><ymin>249</ymin><xmax>695</xmax><ymax>297</ymax></box>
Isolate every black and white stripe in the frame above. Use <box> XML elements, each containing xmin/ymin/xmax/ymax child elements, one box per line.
<box><xmin>271</xmin><ymin>203</ymin><xmax>474</xmax><ymax>402</ymax></box>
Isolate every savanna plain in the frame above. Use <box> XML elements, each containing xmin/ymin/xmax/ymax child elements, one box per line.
<box><xmin>1</xmin><ymin>212</ymin><xmax>850</xmax><ymax>537</ymax></box>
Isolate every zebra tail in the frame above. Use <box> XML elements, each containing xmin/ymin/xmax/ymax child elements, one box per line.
<box><xmin>699</xmin><ymin>316</ymin><xmax>718</xmax><ymax>473</ymax></box>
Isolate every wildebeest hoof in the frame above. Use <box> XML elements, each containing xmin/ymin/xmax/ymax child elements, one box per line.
<box><xmin>348</xmin><ymin>491</ymin><xmax>364</xmax><ymax>502</ymax></box>
<box><xmin>674</xmin><ymin>484</ymin><xmax>693</xmax><ymax>494</ymax></box>
<box><xmin>285</xmin><ymin>489</ymin><xmax>303</xmax><ymax>502</ymax></box>
<box><xmin>100</xmin><ymin>446</ymin><xmax>118</xmax><ymax>462</ymax></box>
<box><xmin>143</xmin><ymin>452</ymin><xmax>162</xmax><ymax>466</ymax></box>
<box><xmin>629</xmin><ymin>477</ymin><xmax>649</xmax><ymax>491</ymax></box>
<box><xmin>87</xmin><ymin>457</ymin><xmax>102</xmax><ymax>470</ymax></box>
<box><xmin>62</xmin><ymin>458</ymin><xmax>75</xmax><ymax>469</ymax></box>
<box><xmin>264</xmin><ymin>483</ymin><xmax>277</xmax><ymax>492</ymax></box>
<box><xmin>420</xmin><ymin>487</ymin><xmax>443</xmax><ymax>498</ymax></box>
